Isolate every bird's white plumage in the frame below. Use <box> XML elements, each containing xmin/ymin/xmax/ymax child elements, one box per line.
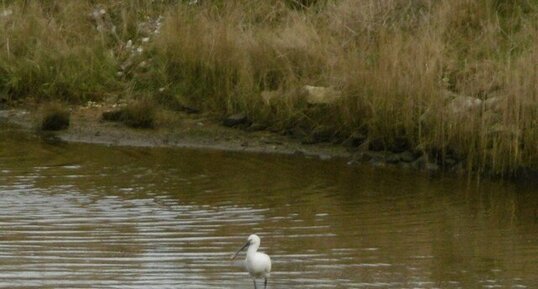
<box><xmin>232</xmin><ymin>234</ymin><xmax>272</xmax><ymax>289</ymax></box>
<box><xmin>245</xmin><ymin>234</ymin><xmax>271</xmax><ymax>279</ymax></box>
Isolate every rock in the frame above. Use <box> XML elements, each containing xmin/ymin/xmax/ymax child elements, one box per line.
<box><xmin>301</xmin><ymin>85</ymin><xmax>342</xmax><ymax>105</ymax></box>
<box><xmin>223</xmin><ymin>113</ymin><xmax>248</xmax><ymax>127</ymax></box>
<box><xmin>342</xmin><ymin>132</ymin><xmax>367</xmax><ymax>148</ymax></box>
<box><xmin>319</xmin><ymin>154</ymin><xmax>332</xmax><ymax>161</ymax></box>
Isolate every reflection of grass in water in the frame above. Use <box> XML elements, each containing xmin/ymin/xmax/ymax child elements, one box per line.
<box><xmin>0</xmin><ymin>0</ymin><xmax>537</xmax><ymax>175</ymax></box>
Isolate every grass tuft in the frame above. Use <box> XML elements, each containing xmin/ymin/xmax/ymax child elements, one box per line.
<box><xmin>122</xmin><ymin>98</ymin><xmax>157</xmax><ymax>129</ymax></box>
<box><xmin>40</xmin><ymin>103</ymin><xmax>70</xmax><ymax>131</ymax></box>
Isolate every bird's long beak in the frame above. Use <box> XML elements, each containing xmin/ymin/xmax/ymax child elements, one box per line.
<box><xmin>231</xmin><ymin>241</ymin><xmax>250</xmax><ymax>260</ymax></box>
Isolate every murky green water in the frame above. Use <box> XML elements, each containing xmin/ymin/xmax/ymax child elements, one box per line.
<box><xmin>1</xmin><ymin>123</ymin><xmax>537</xmax><ymax>289</ymax></box>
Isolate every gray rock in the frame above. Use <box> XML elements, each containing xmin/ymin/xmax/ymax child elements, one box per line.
<box><xmin>319</xmin><ymin>154</ymin><xmax>332</xmax><ymax>161</ymax></box>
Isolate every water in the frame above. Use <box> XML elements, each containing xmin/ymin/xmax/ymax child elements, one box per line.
<box><xmin>0</xmin><ymin>123</ymin><xmax>537</xmax><ymax>289</ymax></box>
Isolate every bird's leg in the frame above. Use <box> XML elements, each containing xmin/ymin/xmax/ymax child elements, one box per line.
<box><xmin>264</xmin><ymin>278</ymin><xmax>268</xmax><ymax>289</ymax></box>
<box><xmin>253</xmin><ymin>279</ymin><xmax>258</xmax><ymax>289</ymax></box>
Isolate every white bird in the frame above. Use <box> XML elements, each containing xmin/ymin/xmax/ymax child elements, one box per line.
<box><xmin>231</xmin><ymin>234</ymin><xmax>272</xmax><ymax>289</ymax></box>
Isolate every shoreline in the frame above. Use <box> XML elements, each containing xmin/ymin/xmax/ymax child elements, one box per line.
<box><xmin>0</xmin><ymin>105</ymin><xmax>351</xmax><ymax>159</ymax></box>
<box><xmin>1</xmin><ymin>105</ymin><xmax>536</xmax><ymax>181</ymax></box>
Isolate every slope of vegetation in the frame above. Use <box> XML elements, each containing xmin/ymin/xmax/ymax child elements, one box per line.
<box><xmin>0</xmin><ymin>0</ymin><xmax>536</xmax><ymax>176</ymax></box>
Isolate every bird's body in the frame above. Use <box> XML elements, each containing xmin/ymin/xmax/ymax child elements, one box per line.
<box><xmin>232</xmin><ymin>234</ymin><xmax>271</xmax><ymax>289</ymax></box>
<box><xmin>245</xmin><ymin>242</ymin><xmax>271</xmax><ymax>279</ymax></box>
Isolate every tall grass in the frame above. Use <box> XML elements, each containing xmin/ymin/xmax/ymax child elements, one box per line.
<box><xmin>0</xmin><ymin>0</ymin><xmax>536</xmax><ymax>175</ymax></box>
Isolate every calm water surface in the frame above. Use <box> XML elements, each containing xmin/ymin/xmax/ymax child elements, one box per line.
<box><xmin>0</xmin><ymin>123</ymin><xmax>537</xmax><ymax>289</ymax></box>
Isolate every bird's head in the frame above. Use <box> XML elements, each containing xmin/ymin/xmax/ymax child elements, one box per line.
<box><xmin>231</xmin><ymin>234</ymin><xmax>261</xmax><ymax>260</ymax></box>
<box><xmin>247</xmin><ymin>234</ymin><xmax>261</xmax><ymax>247</ymax></box>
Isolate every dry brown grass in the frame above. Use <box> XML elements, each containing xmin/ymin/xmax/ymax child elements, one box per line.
<box><xmin>0</xmin><ymin>0</ymin><xmax>536</xmax><ymax>175</ymax></box>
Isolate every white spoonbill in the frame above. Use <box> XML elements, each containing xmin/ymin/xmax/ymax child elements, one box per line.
<box><xmin>231</xmin><ymin>234</ymin><xmax>271</xmax><ymax>289</ymax></box>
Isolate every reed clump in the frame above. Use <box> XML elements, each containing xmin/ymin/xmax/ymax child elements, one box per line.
<box><xmin>122</xmin><ymin>98</ymin><xmax>157</xmax><ymax>129</ymax></box>
<box><xmin>40</xmin><ymin>102</ymin><xmax>70</xmax><ymax>131</ymax></box>
<box><xmin>0</xmin><ymin>0</ymin><xmax>536</xmax><ymax>176</ymax></box>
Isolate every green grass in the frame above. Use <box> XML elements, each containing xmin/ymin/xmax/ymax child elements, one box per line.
<box><xmin>0</xmin><ymin>0</ymin><xmax>536</xmax><ymax>176</ymax></box>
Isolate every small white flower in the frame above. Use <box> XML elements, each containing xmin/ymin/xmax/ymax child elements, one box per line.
<box><xmin>99</xmin><ymin>9</ymin><xmax>106</xmax><ymax>15</ymax></box>
<box><xmin>116</xmin><ymin>71</ymin><xmax>124</xmax><ymax>77</ymax></box>
<box><xmin>142</xmin><ymin>37</ymin><xmax>150</xmax><ymax>43</ymax></box>
<box><xmin>136</xmin><ymin>47</ymin><xmax>143</xmax><ymax>53</ymax></box>
<box><xmin>159</xmin><ymin>87</ymin><xmax>165</xmax><ymax>92</ymax></box>
<box><xmin>126</xmin><ymin>40</ymin><xmax>133</xmax><ymax>48</ymax></box>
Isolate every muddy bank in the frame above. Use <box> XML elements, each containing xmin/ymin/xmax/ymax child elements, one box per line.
<box><xmin>2</xmin><ymin>105</ymin><xmax>534</xmax><ymax>179</ymax></box>
<box><xmin>0</xmin><ymin>106</ymin><xmax>350</xmax><ymax>160</ymax></box>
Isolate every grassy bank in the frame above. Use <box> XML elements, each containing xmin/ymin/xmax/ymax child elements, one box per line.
<box><xmin>0</xmin><ymin>0</ymin><xmax>537</xmax><ymax>176</ymax></box>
